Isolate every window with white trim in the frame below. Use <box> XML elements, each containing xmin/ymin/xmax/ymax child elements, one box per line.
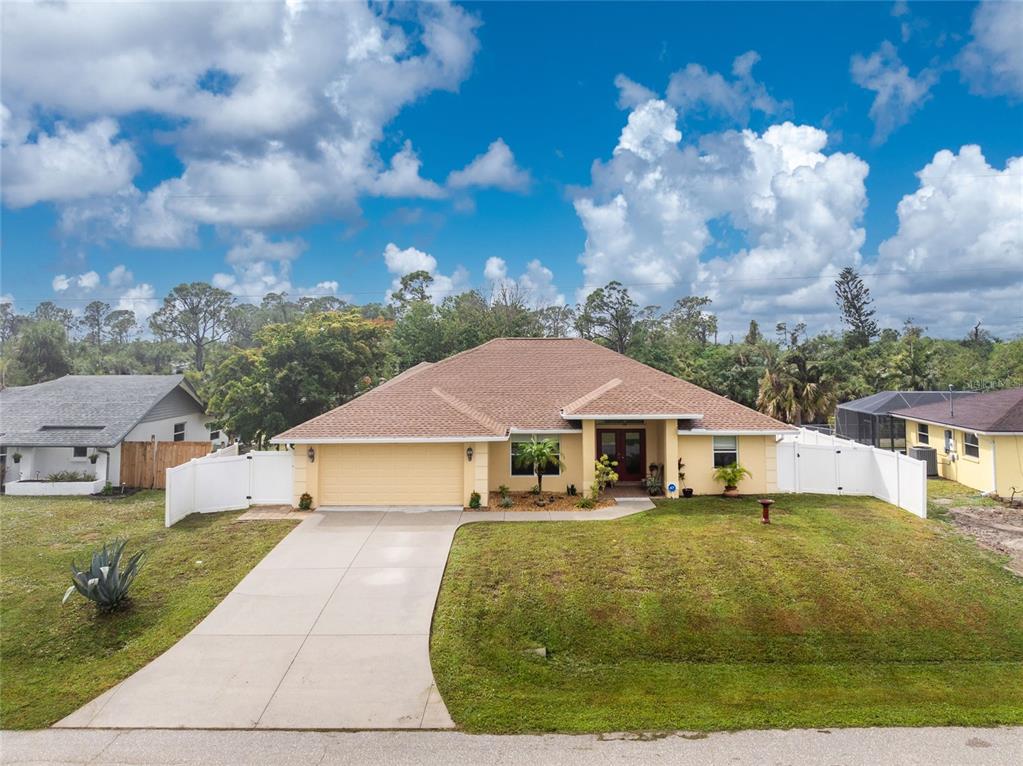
<box><xmin>944</xmin><ymin>429</ymin><xmax>953</xmax><ymax>454</ymax></box>
<box><xmin>209</xmin><ymin>430</ymin><xmax>220</xmax><ymax>441</ymax></box>
<box><xmin>72</xmin><ymin>446</ymin><xmax>88</xmax><ymax>459</ymax></box>
<box><xmin>964</xmin><ymin>432</ymin><xmax>980</xmax><ymax>459</ymax></box>
<box><xmin>510</xmin><ymin>435</ymin><xmax>561</xmax><ymax>477</ymax></box>
<box><xmin>173</xmin><ymin>422</ymin><xmax>186</xmax><ymax>442</ymax></box>
<box><xmin>917</xmin><ymin>423</ymin><xmax>929</xmax><ymax>445</ymax></box>
<box><xmin>712</xmin><ymin>436</ymin><xmax>738</xmax><ymax>468</ymax></box>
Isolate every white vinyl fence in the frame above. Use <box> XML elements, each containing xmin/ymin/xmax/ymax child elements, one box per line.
<box><xmin>777</xmin><ymin>428</ymin><xmax>927</xmax><ymax>517</ymax></box>
<box><xmin>165</xmin><ymin>450</ymin><xmax>293</xmax><ymax>527</ymax></box>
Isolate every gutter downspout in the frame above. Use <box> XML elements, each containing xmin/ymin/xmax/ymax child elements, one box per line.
<box><xmin>96</xmin><ymin>449</ymin><xmax>111</xmax><ymax>484</ymax></box>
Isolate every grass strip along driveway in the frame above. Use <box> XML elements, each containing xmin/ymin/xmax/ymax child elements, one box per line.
<box><xmin>431</xmin><ymin>493</ymin><xmax>1023</xmax><ymax>733</ymax></box>
<box><xmin>0</xmin><ymin>492</ymin><xmax>296</xmax><ymax>729</ymax></box>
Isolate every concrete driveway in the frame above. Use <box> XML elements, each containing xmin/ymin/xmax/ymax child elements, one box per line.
<box><xmin>58</xmin><ymin>504</ymin><xmax>649</xmax><ymax>730</ymax></box>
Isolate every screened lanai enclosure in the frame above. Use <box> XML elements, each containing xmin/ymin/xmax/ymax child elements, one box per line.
<box><xmin>835</xmin><ymin>391</ymin><xmax>975</xmax><ymax>451</ymax></box>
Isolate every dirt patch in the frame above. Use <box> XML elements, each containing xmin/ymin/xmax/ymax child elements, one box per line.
<box><xmin>235</xmin><ymin>505</ymin><xmax>311</xmax><ymax>521</ymax></box>
<box><xmin>476</xmin><ymin>491</ymin><xmax>617</xmax><ymax>512</ymax></box>
<box><xmin>948</xmin><ymin>504</ymin><xmax>1023</xmax><ymax>576</ymax></box>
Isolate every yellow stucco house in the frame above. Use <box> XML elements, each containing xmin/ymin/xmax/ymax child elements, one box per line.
<box><xmin>271</xmin><ymin>338</ymin><xmax>795</xmax><ymax>508</ymax></box>
<box><xmin>893</xmin><ymin>387</ymin><xmax>1023</xmax><ymax>501</ymax></box>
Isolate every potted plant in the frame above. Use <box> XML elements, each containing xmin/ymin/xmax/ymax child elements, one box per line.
<box><xmin>12</xmin><ymin>453</ymin><xmax>22</xmax><ymax>464</ymax></box>
<box><xmin>679</xmin><ymin>461</ymin><xmax>694</xmax><ymax>498</ymax></box>
<box><xmin>88</xmin><ymin>453</ymin><xmax>99</xmax><ymax>465</ymax></box>
<box><xmin>644</xmin><ymin>473</ymin><xmax>662</xmax><ymax>496</ymax></box>
<box><xmin>713</xmin><ymin>462</ymin><xmax>751</xmax><ymax>498</ymax></box>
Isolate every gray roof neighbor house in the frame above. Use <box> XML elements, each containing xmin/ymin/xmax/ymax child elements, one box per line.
<box><xmin>0</xmin><ymin>375</ymin><xmax>204</xmax><ymax>448</ymax></box>
<box><xmin>834</xmin><ymin>390</ymin><xmax>977</xmax><ymax>448</ymax></box>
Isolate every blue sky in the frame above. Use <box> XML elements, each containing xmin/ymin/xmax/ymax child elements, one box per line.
<box><xmin>1</xmin><ymin>1</ymin><xmax>1021</xmax><ymax>338</ymax></box>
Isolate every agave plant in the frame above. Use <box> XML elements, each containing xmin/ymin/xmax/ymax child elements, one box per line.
<box><xmin>62</xmin><ymin>539</ymin><xmax>144</xmax><ymax>612</ymax></box>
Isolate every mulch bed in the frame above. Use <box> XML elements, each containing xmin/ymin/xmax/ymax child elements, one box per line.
<box><xmin>90</xmin><ymin>487</ymin><xmax>146</xmax><ymax>499</ymax></box>
<box><xmin>471</xmin><ymin>491</ymin><xmax>617</xmax><ymax>512</ymax></box>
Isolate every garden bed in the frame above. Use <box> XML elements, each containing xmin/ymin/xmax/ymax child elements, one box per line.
<box><xmin>480</xmin><ymin>491</ymin><xmax>617</xmax><ymax>512</ymax></box>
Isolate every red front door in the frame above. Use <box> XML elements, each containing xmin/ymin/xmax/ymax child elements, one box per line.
<box><xmin>596</xmin><ymin>429</ymin><xmax>646</xmax><ymax>482</ymax></box>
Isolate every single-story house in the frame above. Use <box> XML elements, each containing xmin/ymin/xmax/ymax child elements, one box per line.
<box><xmin>835</xmin><ymin>390</ymin><xmax>975</xmax><ymax>450</ymax></box>
<box><xmin>892</xmin><ymin>387</ymin><xmax>1023</xmax><ymax>500</ymax></box>
<box><xmin>271</xmin><ymin>338</ymin><xmax>796</xmax><ymax>508</ymax></box>
<box><xmin>0</xmin><ymin>375</ymin><xmax>225</xmax><ymax>494</ymax></box>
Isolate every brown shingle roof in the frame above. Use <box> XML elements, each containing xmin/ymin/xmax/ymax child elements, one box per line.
<box><xmin>891</xmin><ymin>387</ymin><xmax>1023</xmax><ymax>433</ymax></box>
<box><xmin>272</xmin><ymin>338</ymin><xmax>793</xmax><ymax>442</ymax></box>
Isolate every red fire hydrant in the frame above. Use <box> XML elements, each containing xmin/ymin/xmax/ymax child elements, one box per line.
<box><xmin>757</xmin><ymin>498</ymin><xmax>774</xmax><ymax>524</ymax></box>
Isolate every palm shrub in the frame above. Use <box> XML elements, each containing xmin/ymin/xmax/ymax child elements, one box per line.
<box><xmin>514</xmin><ymin>438</ymin><xmax>565</xmax><ymax>495</ymax></box>
<box><xmin>713</xmin><ymin>462</ymin><xmax>751</xmax><ymax>491</ymax></box>
<box><xmin>62</xmin><ymin>539</ymin><xmax>144</xmax><ymax>612</ymax></box>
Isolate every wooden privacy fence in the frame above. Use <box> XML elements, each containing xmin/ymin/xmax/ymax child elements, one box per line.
<box><xmin>120</xmin><ymin>440</ymin><xmax>212</xmax><ymax>489</ymax></box>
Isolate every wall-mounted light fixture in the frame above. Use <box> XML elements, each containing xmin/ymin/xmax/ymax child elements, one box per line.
<box><xmin>307</xmin><ymin>447</ymin><xmax>316</xmax><ymax>463</ymax></box>
<box><xmin>466</xmin><ymin>446</ymin><xmax>474</xmax><ymax>462</ymax></box>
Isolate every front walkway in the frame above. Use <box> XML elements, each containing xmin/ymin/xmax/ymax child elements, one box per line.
<box><xmin>57</xmin><ymin>503</ymin><xmax>651</xmax><ymax>730</ymax></box>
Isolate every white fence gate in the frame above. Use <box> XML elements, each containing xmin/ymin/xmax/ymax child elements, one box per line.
<box><xmin>777</xmin><ymin>429</ymin><xmax>927</xmax><ymax>518</ymax></box>
<box><xmin>165</xmin><ymin>450</ymin><xmax>293</xmax><ymax>527</ymax></box>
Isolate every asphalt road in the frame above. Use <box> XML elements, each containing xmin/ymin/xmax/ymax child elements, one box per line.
<box><xmin>3</xmin><ymin>727</ymin><xmax>1021</xmax><ymax>765</ymax></box>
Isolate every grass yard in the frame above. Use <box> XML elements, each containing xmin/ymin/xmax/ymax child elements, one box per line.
<box><xmin>0</xmin><ymin>492</ymin><xmax>296</xmax><ymax>729</ymax></box>
<box><xmin>927</xmin><ymin>476</ymin><xmax>1003</xmax><ymax>520</ymax></box>
<box><xmin>431</xmin><ymin>493</ymin><xmax>1023</xmax><ymax>733</ymax></box>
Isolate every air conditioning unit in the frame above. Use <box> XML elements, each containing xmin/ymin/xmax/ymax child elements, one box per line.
<box><xmin>908</xmin><ymin>445</ymin><xmax>938</xmax><ymax>477</ymax></box>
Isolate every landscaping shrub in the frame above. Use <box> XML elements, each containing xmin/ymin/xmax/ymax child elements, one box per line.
<box><xmin>298</xmin><ymin>492</ymin><xmax>313</xmax><ymax>510</ymax></box>
<box><xmin>62</xmin><ymin>539</ymin><xmax>144</xmax><ymax>612</ymax></box>
<box><xmin>469</xmin><ymin>491</ymin><xmax>482</xmax><ymax>509</ymax></box>
<box><xmin>45</xmin><ymin>470</ymin><xmax>94</xmax><ymax>482</ymax></box>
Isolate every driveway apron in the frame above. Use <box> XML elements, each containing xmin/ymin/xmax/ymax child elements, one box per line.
<box><xmin>57</xmin><ymin>503</ymin><xmax>650</xmax><ymax>730</ymax></box>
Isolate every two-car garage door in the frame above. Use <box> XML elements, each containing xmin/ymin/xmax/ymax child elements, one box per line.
<box><xmin>318</xmin><ymin>443</ymin><xmax>464</xmax><ymax>506</ymax></box>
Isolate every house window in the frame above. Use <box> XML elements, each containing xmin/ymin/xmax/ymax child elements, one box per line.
<box><xmin>510</xmin><ymin>436</ymin><xmax>561</xmax><ymax>477</ymax></box>
<box><xmin>944</xmin><ymin>430</ymin><xmax>954</xmax><ymax>454</ymax></box>
<box><xmin>173</xmin><ymin>422</ymin><xmax>186</xmax><ymax>442</ymax></box>
<box><xmin>712</xmin><ymin>436</ymin><xmax>738</xmax><ymax>468</ymax></box>
<box><xmin>964</xmin><ymin>432</ymin><xmax>980</xmax><ymax>459</ymax></box>
<box><xmin>72</xmin><ymin>446</ymin><xmax>88</xmax><ymax>459</ymax></box>
<box><xmin>209</xmin><ymin>430</ymin><xmax>220</xmax><ymax>441</ymax></box>
<box><xmin>917</xmin><ymin>423</ymin><xmax>929</xmax><ymax>445</ymax></box>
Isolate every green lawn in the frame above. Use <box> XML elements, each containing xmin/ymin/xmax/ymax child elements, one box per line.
<box><xmin>0</xmin><ymin>492</ymin><xmax>296</xmax><ymax>729</ymax></box>
<box><xmin>431</xmin><ymin>493</ymin><xmax>1023</xmax><ymax>733</ymax></box>
<box><xmin>927</xmin><ymin>476</ymin><xmax>1002</xmax><ymax>521</ymax></box>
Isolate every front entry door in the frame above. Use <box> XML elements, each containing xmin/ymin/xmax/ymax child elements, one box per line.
<box><xmin>596</xmin><ymin>429</ymin><xmax>646</xmax><ymax>481</ymax></box>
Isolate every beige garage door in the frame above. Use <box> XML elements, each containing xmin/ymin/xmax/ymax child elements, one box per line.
<box><xmin>318</xmin><ymin>443</ymin><xmax>464</xmax><ymax>506</ymax></box>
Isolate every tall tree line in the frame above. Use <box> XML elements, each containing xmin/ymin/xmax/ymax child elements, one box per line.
<box><xmin>2</xmin><ymin>267</ymin><xmax>1021</xmax><ymax>442</ymax></box>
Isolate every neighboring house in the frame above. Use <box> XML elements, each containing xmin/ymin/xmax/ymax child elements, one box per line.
<box><xmin>271</xmin><ymin>338</ymin><xmax>795</xmax><ymax>508</ymax></box>
<box><xmin>836</xmin><ymin>390</ymin><xmax>975</xmax><ymax>450</ymax></box>
<box><xmin>892</xmin><ymin>387</ymin><xmax>1023</xmax><ymax>500</ymax></box>
<box><xmin>0</xmin><ymin>375</ymin><xmax>225</xmax><ymax>493</ymax></box>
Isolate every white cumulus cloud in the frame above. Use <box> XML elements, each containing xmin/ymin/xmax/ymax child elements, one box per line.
<box><xmin>958</xmin><ymin>1</ymin><xmax>1023</xmax><ymax>100</ymax></box>
<box><xmin>851</xmin><ymin>41</ymin><xmax>938</xmax><ymax>144</ymax></box>
<box><xmin>3</xmin><ymin>1</ymin><xmax>483</xmax><ymax>238</ymax></box>
<box><xmin>873</xmin><ymin>145</ymin><xmax>1023</xmax><ymax>335</ymax></box>
<box><xmin>1</xmin><ymin>111</ymin><xmax>139</xmax><ymax>208</ymax></box>
<box><xmin>483</xmin><ymin>257</ymin><xmax>565</xmax><ymax>307</ymax></box>
<box><xmin>665</xmin><ymin>51</ymin><xmax>787</xmax><ymax>123</ymax></box>
<box><xmin>447</xmin><ymin>139</ymin><xmax>531</xmax><ymax>192</ymax></box>
<box><xmin>382</xmin><ymin>243</ymin><xmax>469</xmax><ymax>303</ymax></box>
<box><xmin>573</xmin><ymin>97</ymin><xmax>870</xmax><ymax>334</ymax></box>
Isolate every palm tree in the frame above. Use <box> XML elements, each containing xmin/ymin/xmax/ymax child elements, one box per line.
<box><xmin>514</xmin><ymin>437</ymin><xmax>565</xmax><ymax>494</ymax></box>
<box><xmin>757</xmin><ymin>349</ymin><xmax>836</xmax><ymax>426</ymax></box>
